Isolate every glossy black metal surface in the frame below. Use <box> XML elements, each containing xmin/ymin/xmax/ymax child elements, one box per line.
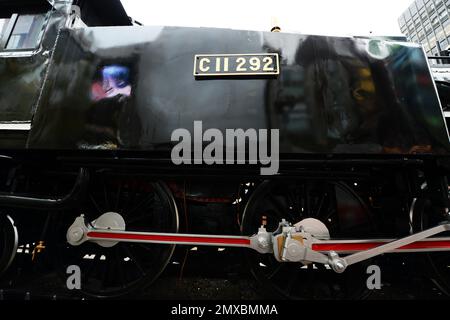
<box><xmin>0</xmin><ymin>167</ymin><xmax>88</xmax><ymax>209</ymax></box>
<box><xmin>0</xmin><ymin>6</ymin><xmax>67</xmax><ymax>124</ymax></box>
<box><xmin>20</xmin><ymin>25</ymin><xmax>450</xmax><ymax>155</ymax></box>
<box><xmin>72</xmin><ymin>0</ymin><xmax>132</xmax><ymax>27</ymax></box>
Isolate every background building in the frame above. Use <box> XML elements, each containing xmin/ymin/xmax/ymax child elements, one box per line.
<box><xmin>398</xmin><ymin>0</ymin><xmax>450</xmax><ymax>55</ymax></box>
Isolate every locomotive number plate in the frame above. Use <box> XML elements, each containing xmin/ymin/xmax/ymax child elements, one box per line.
<box><xmin>193</xmin><ymin>53</ymin><xmax>280</xmax><ymax>77</ymax></box>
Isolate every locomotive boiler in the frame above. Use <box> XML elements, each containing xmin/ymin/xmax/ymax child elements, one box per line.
<box><xmin>1</xmin><ymin>0</ymin><xmax>450</xmax><ymax>299</ymax></box>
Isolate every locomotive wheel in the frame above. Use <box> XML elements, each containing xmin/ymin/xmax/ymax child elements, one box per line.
<box><xmin>413</xmin><ymin>198</ymin><xmax>450</xmax><ymax>296</ymax></box>
<box><xmin>0</xmin><ymin>214</ymin><xmax>18</xmax><ymax>277</ymax></box>
<box><xmin>241</xmin><ymin>180</ymin><xmax>375</xmax><ymax>300</ymax></box>
<box><xmin>51</xmin><ymin>175</ymin><xmax>179</xmax><ymax>298</ymax></box>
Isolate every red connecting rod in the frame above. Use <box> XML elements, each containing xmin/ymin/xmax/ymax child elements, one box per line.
<box><xmin>86</xmin><ymin>230</ymin><xmax>450</xmax><ymax>253</ymax></box>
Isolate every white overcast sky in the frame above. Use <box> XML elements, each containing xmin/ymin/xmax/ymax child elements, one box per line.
<box><xmin>121</xmin><ymin>0</ymin><xmax>414</xmax><ymax>37</ymax></box>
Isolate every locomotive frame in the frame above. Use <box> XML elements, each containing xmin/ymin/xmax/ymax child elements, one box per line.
<box><xmin>0</xmin><ymin>0</ymin><xmax>450</xmax><ymax>299</ymax></box>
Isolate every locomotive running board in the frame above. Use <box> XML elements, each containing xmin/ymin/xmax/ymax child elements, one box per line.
<box><xmin>66</xmin><ymin>214</ymin><xmax>450</xmax><ymax>274</ymax></box>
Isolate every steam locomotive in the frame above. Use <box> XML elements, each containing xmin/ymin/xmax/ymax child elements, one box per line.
<box><xmin>1</xmin><ymin>0</ymin><xmax>450</xmax><ymax>299</ymax></box>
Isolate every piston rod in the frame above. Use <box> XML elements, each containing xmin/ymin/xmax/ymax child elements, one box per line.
<box><xmin>66</xmin><ymin>215</ymin><xmax>450</xmax><ymax>273</ymax></box>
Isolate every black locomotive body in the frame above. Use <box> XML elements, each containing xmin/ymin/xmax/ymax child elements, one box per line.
<box><xmin>1</xmin><ymin>0</ymin><xmax>450</xmax><ymax>299</ymax></box>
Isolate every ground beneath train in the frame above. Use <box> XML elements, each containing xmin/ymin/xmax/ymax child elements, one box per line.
<box><xmin>0</xmin><ymin>246</ymin><xmax>447</xmax><ymax>300</ymax></box>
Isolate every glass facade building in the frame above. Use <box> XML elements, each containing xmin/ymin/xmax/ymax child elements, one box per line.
<box><xmin>398</xmin><ymin>0</ymin><xmax>450</xmax><ymax>55</ymax></box>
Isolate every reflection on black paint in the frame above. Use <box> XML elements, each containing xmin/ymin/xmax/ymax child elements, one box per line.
<box><xmin>80</xmin><ymin>65</ymin><xmax>133</xmax><ymax>149</ymax></box>
<box><xmin>28</xmin><ymin>26</ymin><xmax>450</xmax><ymax>155</ymax></box>
<box><xmin>266</xmin><ymin>36</ymin><xmax>445</xmax><ymax>154</ymax></box>
<box><xmin>91</xmin><ymin>65</ymin><xmax>132</xmax><ymax>101</ymax></box>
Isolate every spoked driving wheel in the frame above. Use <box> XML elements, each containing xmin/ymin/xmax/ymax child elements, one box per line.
<box><xmin>0</xmin><ymin>214</ymin><xmax>18</xmax><ymax>277</ymax></box>
<box><xmin>241</xmin><ymin>180</ymin><xmax>375</xmax><ymax>300</ymax></box>
<box><xmin>51</xmin><ymin>174</ymin><xmax>179</xmax><ymax>298</ymax></box>
<box><xmin>413</xmin><ymin>198</ymin><xmax>450</xmax><ymax>296</ymax></box>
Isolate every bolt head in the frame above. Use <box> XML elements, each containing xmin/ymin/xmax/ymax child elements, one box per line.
<box><xmin>68</xmin><ymin>226</ymin><xmax>84</xmax><ymax>243</ymax></box>
<box><xmin>257</xmin><ymin>236</ymin><xmax>269</xmax><ymax>249</ymax></box>
<box><xmin>287</xmin><ymin>243</ymin><xmax>300</xmax><ymax>258</ymax></box>
<box><xmin>333</xmin><ymin>260</ymin><xmax>347</xmax><ymax>273</ymax></box>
